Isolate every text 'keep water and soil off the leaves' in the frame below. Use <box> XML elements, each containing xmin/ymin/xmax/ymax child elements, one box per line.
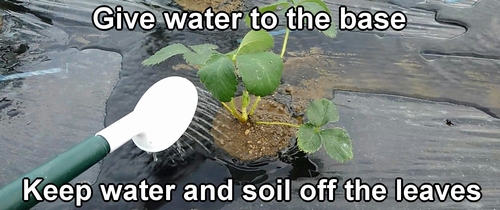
<box><xmin>22</xmin><ymin>177</ymin><xmax>482</xmax><ymax>206</ymax></box>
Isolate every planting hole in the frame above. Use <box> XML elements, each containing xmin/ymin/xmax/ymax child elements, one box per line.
<box><xmin>211</xmin><ymin>96</ymin><xmax>299</xmax><ymax>161</ymax></box>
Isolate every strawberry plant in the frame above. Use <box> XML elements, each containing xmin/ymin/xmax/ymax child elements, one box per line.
<box><xmin>142</xmin><ymin>0</ymin><xmax>354</xmax><ymax>163</ymax></box>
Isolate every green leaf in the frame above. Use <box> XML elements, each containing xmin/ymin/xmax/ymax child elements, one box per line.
<box><xmin>142</xmin><ymin>43</ymin><xmax>192</xmax><ymax>66</ymax></box>
<box><xmin>321</xmin><ymin>128</ymin><xmax>353</xmax><ymax>163</ymax></box>
<box><xmin>183</xmin><ymin>52</ymin><xmax>212</xmax><ymax>66</ymax></box>
<box><xmin>189</xmin><ymin>44</ymin><xmax>219</xmax><ymax>53</ymax></box>
<box><xmin>297</xmin><ymin>1</ymin><xmax>337</xmax><ymax>38</ymax></box>
<box><xmin>245</xmin><ymin>0</ymin><xmax>291</xmax><ymax>28</ymax></box>
<box><xmin>297</xmin><ymin>123</ymin><xmax>322</xmax><ymax>153</ymax></box>
<box><xmin>305</xmin><ymin>98</ymin><xmax>339</xmax><ymax>127</ymax></box>
<box><xmin>319</xmin><ymin>22</ymin><xmax>337</xmax><ymax>38</ymax></box>
<box><xmin>236</xmin><ymin>52</ymin><xmax>283</xmax><ymax>97</ymax></box>
<box><xmin>197</xmin><ymin>54</ymin><xmax>238</xmax><ymax>102</ymax></box>
<box><xmin>236</xmin><ymin>30</ymin><xmax>274</xmax><ymax>56</ymax></box>
<box><xmin>183</xmin><ymin>44</ymin><xmax>219</xmax><ymax>65</ymax></box>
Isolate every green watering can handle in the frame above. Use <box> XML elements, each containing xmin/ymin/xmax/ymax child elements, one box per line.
<box><xmin>0</xmin><ymin>135</ymin><xmax>110</xmax><ymax>210</ymax></box>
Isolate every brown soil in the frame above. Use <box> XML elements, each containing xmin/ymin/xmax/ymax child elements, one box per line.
<box><xmin>172</xmin><ymin>63</ymin><xmax>195</xmax><ymax>71</ymax></box>
<box><xmin>173</xmin><ymin>0</ymin><xmax>243</xmax><ymax>12</ymax></box>
<box><xmin>278</xmin><ymin>50</ymin><xmax>340</xmax><ymax>113</ymax></box>
<box><xmin>211</xmin><ymin>96</ymin><xmax>299</xmax><ymax>161</ymax></box>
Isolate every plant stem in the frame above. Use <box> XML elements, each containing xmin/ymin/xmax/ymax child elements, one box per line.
<box><xmin>241</xmin><ymin>104</ymin><xmax>247</xmax><ymax>121</ymax></box>
<box><xmin>222</xmin><ymin>102</ymin><xmax>239</xmax><ymax>119</ymax></box>
<box><xmin>248</xmin><ymin>96</ymin><xmax>261</xmax><ymax>116</ymax></box>
<box><xmin>229</xmin><ymin>98</ymin><xmax>245</xmax><ymax>122</ymax></box>
<box><xmin>280</xmin><ymin>28</ymin><xmax>291</xmax><ymax>59</ymax></box>
<box><xmin>222</xmin><ymin>98</ymin><xmax>246</xmax><ymax>122</ymax></box>
<box><xmin>241</xmin><ymin>90</ymin><xmax>250</xmax><ymax>122</ymax></box>
<box><xmin>255</xmin><ymin>121</ymin><xmax>300</xmax><ymax>128</ymax></box>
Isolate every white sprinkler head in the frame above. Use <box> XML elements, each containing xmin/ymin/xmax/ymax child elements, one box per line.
<box><xmin>96</xmin><ymin>76</ymin><xmax>198</xmax><ymax>153</ymax></box>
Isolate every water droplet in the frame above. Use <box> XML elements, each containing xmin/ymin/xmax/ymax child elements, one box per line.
<box><xmin>153</xmin><ymin>152</ymin><xmax>158</xmax><ymax>162</ymax></box>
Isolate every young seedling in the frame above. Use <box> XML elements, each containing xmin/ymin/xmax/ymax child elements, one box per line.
<box><xmin>142</xmin><ymin>0</ymin><xmax>354</xmax><ymax>162</ymax></box>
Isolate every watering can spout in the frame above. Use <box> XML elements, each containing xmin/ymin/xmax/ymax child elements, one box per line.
<box><xmin>95</xmin><ymin>112</ymin><xmax>143</xmax><ymax>153</ymax></box>
<box><xmin>96</xmin><ymin>76</ymin><xmax>199</xmax><ymax>153</ymax></box>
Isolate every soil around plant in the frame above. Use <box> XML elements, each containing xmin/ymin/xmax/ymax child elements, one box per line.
<box><xmin>173</xmin><ymin>0</ymin><xmax>244</xmax><ymax>12</ymax></box>
<box><xmin>212</xmin><ymin>96</ymin><xmax>299</xmax><ymax>161</ymax></box>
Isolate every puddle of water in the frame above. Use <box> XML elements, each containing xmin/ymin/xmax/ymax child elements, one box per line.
<box><xmin>1</xmin><ymin>0</ymin><xmax>499</xmax><ymax>209</ymax></box>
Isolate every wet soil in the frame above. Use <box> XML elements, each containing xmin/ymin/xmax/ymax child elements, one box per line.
<box><xmin>212</xmin><ymin>96</ymin><xmax>299</xmax><ymax>161</ymax></box>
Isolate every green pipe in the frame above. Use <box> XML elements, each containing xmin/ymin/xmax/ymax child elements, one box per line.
<box><xmin>0</xmin><ymin>135</ymin><xmax>110</xmax><ymax>210</ymax></box>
